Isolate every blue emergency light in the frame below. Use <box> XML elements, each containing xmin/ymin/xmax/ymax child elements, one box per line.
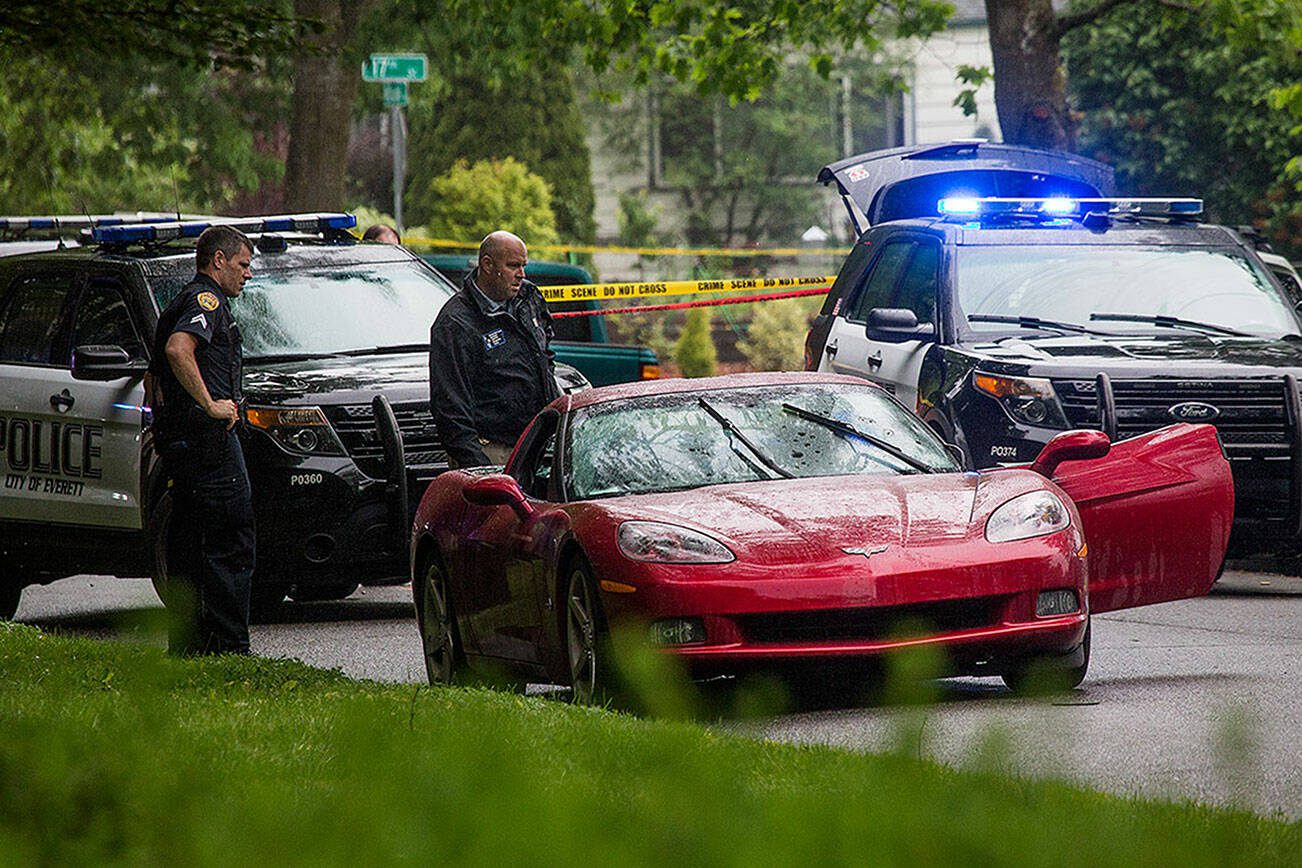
<box><xmin>90</xmin><ymin>213</ymin><xmax>357</xmax><ymax>244</ymax></box>
<box><xmin>0</xmin><ymin>213</ymin><xmax>199</xmax><ymax>233</ymax></box>
<box><xmin>937</xmin><ymin>197</ymin><xmax>1203</xmax><ymax>219</ymax></box>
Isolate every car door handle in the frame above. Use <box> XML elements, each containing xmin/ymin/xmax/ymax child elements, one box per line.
<box><xmin>867</xmin><ymin>351</ymin><xmax>883</xmax><ymax>371</ymax></box>
<box><xmin>50</xmin><ymin>389</ymin><xmax>75</xmax><ymax>412</ymax></box>
<box><xmin>825</xmin><ymin>340</ymin><xmax>838</xmax><ymax>358</ymax></box>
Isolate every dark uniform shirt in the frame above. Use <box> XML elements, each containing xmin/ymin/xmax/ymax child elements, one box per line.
<box><xmin>430</xmin><ymin>269</ymin><xmax>559</xmax><ymax>467</ymax></box>
<box><xmin>149</xmin><ymin>274</ymin><xmax>243</xmax><ymax>439</ymax></box>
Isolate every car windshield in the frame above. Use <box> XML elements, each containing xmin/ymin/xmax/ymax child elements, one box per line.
<box><xmin>566</xmin><ymin>383</ymin><xmax>960</xmax><ymax>499</ymax></box>
<box><xmin>231</xmin><ymin>260</ymin><xmax>455</xmax><ymax>357</ymax></box>
<box><xmin>957</xmin><ymin>246</ymin><xmax>1299</xmax><ymax>337</ymax></box>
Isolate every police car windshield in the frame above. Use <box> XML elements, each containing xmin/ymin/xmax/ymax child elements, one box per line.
<box><xmin>233</xmin><ymin>260</ymin><xmax>455</xmax><ymax>358</ymax></box>
<box><xmin>957</xmin><ymin>246</ymin><xmax>1299</xmax><ymax>337</ymax></box>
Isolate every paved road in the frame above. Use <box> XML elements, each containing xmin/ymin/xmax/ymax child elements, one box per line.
<box><xmin>12</xmin><ymin>569</ymin><xmax>1301</xmax><ymax>818</ymax></box>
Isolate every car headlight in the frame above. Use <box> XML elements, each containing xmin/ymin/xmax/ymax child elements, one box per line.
<box><xmin>617</xmin><ymin>521</ymin><xmax>735</xmax><ymax>564</ymax></box>
<box><xmin>245</xmin><ymin>405</ymin><xmax>346</xmax><ymax>456</ymax></box>
<box><xmin>985</xmin><ymin>490</ymin><xmax>1070</xmax><ymax>543</ymax></box>
<box><xmin>973</xmin><ymin>373</ymin><xmax>1069</xmax><ymax>428</ymax></box>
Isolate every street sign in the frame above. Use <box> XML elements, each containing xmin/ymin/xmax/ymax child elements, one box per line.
<box><xmin>362</xmin><ymin>53</ymin><xmax>428</xmax><ymax>82</ymax></box>
<box><xmin>382</xmin><ymin>82</ymin><xmax>408</xmax><ymax>107</ymax></box>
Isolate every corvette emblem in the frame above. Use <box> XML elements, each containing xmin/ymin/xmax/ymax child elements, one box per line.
<box><xmin>842</xmin><ymin>545</ymin><xmax>888</xmax><ymax>559</ymax></box>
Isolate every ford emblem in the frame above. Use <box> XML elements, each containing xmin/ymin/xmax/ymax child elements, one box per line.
<box><xmin>1168</xmin><ymin>401</ymin><xmax>1220</xmax><ymax>422</ymax></box>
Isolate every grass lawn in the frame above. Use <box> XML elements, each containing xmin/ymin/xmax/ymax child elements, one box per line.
<box><xmin>0</xmin><ymin>623</ymin><xmax>1296</xmax><ymax>865</ymax></box>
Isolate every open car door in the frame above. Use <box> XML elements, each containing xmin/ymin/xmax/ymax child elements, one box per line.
<box><xmin>1049</xmin><ymin>423</ymin><xmax>1234</xmax><ymax>613</ymax></box>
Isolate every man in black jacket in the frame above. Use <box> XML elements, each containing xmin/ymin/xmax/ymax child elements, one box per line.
<box><xmin>430</xmin><ymin>231</ymin><xmax>559</xmax><ymax>468</ymax></box>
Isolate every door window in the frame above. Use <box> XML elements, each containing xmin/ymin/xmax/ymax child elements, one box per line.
<box><xmin>892</xmin><ymin>241</ymin><xmax>940</xmax><ymax>325</ymax></box>
<box><xmin>512</xmin><ymin>412</ymin><xmax>560</xmax><ymax>500</ymax></box>
<box><xmin>73</xmin><ymin>280</ymin><xmax>146</xmax><ymax>359</ymax></box>
<box><xmin>846</xmin><ymin>241</ymin><xmax>913</xmax><ymax>322</ymax></box>
<box><xmin>0</xmin><ymin>273</ymin><xmax>75</xmax><ymax>365</ymax></box>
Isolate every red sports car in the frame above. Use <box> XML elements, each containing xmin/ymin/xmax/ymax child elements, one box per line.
<box><xmin>410</xmin><ymin>373</ymin><xmax>1233</xmax><ymax>701</ymax></box>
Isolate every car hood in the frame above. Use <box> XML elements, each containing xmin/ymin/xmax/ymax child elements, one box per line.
<box><xmin>970</xmin><ymin>332</ymin><xmax>1302</xmax><ymax>375</ymax></box>
<box><xmin>243</xmin><ymin>352</ymin><xmax>430</xmax><ymax>405</ymax></box>
<box><xmin>609</xmin><ymin>473</ymin><xmax>994</xmax><ymax>560</ymax></box>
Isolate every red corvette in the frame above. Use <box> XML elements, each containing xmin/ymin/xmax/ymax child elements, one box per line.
<box><xmin>410</xmin><ymin>373</ymin><xmax>1233</xmax><ymax>701</ymax></box>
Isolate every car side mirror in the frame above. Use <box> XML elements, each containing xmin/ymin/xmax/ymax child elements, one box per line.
<box><xmin>1029</xmin><ymin>430</ymin><xmax>1111</xmax><ymax>478</ymax></box>
<box><xmin>71</xmin><ymin>344</ymin><xmax>147</xmax><ymax>381</ymax></box>
<box><xmin>463</xmin><ymin>474</ymin><xmax>534</xmax><ymax>519</ymax></box>
<box><xmin>866</xmin><ymin>308</ymin><xmax>936</xmax><ymax>342</ymax></box>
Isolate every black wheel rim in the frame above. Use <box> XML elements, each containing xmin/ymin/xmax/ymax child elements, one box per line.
<box><xmin>421</xmin><ymin>562</ymin><xmax>455</xmax><ymax>684</ymax></box>
<box><xmin>566</xmin><ymin>568</ymin><xmax>597</xmax><ymax>704</ymax></box>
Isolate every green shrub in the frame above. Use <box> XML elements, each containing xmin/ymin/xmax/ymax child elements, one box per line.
<box><xmin>420</xmin><ymin>158</ymin><xmax>559</xmax><ymax>247</ymax></box>
<box><xmin>674</xmin><ymin>307</ymin><xmax>718</xmax><ymax>377</ymax></box>
<box><xmin>736</xmin><ymin>297</ymin><xmax>819</xmax><ymax>371</ymax></box>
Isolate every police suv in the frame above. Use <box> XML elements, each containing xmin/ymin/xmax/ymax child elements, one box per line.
<box><xmin>0</xmin><ymin>213</ymin><xmax>588</xmax><ymax>619</ymax></box>
<box><xmin>805</xmin><ymin>142</ymin><xmax>1302</xmax><ymax>562</ymax></box>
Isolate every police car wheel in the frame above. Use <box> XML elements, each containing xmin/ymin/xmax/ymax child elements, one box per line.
<box><xmin>0</xmin><ymin>582</ymin><xmax>21</xmax><ymax>620</ymax></box>
<box><xmin>148</xmin><ymin>492</ymin><xmax>189</xmax><ymax>612</ymax></box>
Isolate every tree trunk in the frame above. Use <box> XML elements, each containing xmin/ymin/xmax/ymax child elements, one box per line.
<box><xmin>284</xmin><ymin>0</ymin><xmax>369</xmax><ymax>211</ymax></box>
<box><xmin>984</xmin><ymin>0</ymin><xmax>1073</xmax><ymax>151</ymax></box>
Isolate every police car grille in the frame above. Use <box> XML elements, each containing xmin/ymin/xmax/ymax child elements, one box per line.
<box><xmin>327</xmin><ymin>402</ymin><xmax>448</xmax><ymax>477</ymax></box>
<box><xmin>1053</xmin><ymin>378</ymin><xmax>1293</xmax><ymax>520</ymax></box>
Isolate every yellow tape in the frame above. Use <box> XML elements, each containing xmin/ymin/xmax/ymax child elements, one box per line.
<box><xmin>538</xmin><ymin>275</ymin><xmax>836</xmax><ymax>303</ymax></box>
<box><xmin>404</xmin><ymin>235</ymin><xmax>845</xmax><ymax>258</ymax></box>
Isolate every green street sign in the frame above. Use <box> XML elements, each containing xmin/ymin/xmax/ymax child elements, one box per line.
<box><xmin>382</xmin><ymin>81</ymin><xmax>408</xmax><ymax>107</ymax></box>
<box><xmin>362</xmin><ymin>53</ymin><xmax>428</xmax><ymax>82</ymax></box>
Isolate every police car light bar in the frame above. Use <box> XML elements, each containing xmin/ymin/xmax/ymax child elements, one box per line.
<box><xmin>937</xmin><ymin>197</ymin><xmax>1203</xmax><ymax>218</ymax></box>
<box><xmin>90</xmin><ymin>213</ymin><xmax>357</xmax><ymax>244</ymax></box>
<box><xmin>0</xmin><ymin>213</ymin><xmax>207</xmax><ymax>233</ymax></box>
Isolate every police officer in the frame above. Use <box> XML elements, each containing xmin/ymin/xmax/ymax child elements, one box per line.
<box><xmin>430</xmin><ymin>230</ymin><xmax>559</xmax><ymax>468</ymax></box>
<box><xmin>150</xmin><ymin>225</ymin><xmax>256</xmax><ymax>655</ymax></box>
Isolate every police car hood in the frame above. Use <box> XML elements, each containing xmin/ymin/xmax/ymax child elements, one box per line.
<box><xmin>243</xmin><ymin>352</ymin><xmax>430</xmax><ymax>405</ymax></box>
<box><xmin>971</xmin><ymin>332</ymin><xmax>1302</xmax><ymax>376</ymax></box>
<box><xmin>242</xmin><ymin>352</ymin><xmax>588</xmax><ymax>405</ymax></box>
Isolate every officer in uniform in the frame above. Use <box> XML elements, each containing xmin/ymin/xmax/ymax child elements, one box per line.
<box><xmin>430</xmin><ymin>230</ymin><xmax>559</xmax><ymax>468</ymax></box>
<box><xmin>149</xmin><ymin>225</ymin><xmax>256</xmax><ymax>655</ymax></box>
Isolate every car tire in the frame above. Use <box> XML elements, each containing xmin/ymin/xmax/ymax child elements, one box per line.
<box><xmin>415</xmin><ymin>552</ymin><xmax>463</xmax><ymax>685</ymax></box>
<box><xmin>0</xmin><ymin>580</ymin><xmax>22</xmax><ymax>620</ymax></box>
<box><xmin>149</xmin><ymin>491</ymin><xmax>188</xmax><ymax>612</ymax></box>
<box><xmin>286</xmin><ymin>582</ymin><xmax>359</xmax><ymax>603</ymax></box>
<box><xmin>1002</xmin><ymin>618</ymin><xmax>1091</xmax><ymax>695</ymax></box>
<box><xmin>564</xmin><ymin>555</ymin><xmax>612</xmax><ymax>706</ymax></box>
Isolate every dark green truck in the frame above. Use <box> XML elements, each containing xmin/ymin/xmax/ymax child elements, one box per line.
<box><xmin>422</xmin><ymin>255</ymin><xmax>660</xmax><ymax>386</ymax></box>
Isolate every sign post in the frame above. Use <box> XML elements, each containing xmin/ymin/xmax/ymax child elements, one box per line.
<box><xmin>362</xmin><ymin>53</ymin><xmax>427</xmax><ymax>233</ymax></box>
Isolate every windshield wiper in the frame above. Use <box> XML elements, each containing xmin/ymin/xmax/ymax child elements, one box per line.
<box><xmin>781</xmin><ymin>403</ymin><xmax>937</xmax><ymax>474</ymax></box>
<box><xmin>1088</xmin><ymin>312</ymin><xmax>1250</xmax><ymax>337</ymax></box>
<box><xmin>697</xmin><ymin>398</ymin><xmax>793</xmax><ymax>479</ymax></box>
<box><xmin>337</xmin><ymin>343</ymin><xmax>430</xmax><ymax>357</ymax></box>
<box><xmin>244</xmin><ymin>351</ymin><xmax>346</xmax><ymax>363</ymax></box>
<box><xmin>968</xmin><ymin>314</ymin><xmax>1111</xmax><ymax>335</ymax></box>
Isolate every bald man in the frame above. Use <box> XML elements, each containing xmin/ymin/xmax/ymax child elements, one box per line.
<box><xmin>429</xmin><ymin>231</ymin><xmax>559</xmax><ymax>468</ymax></box>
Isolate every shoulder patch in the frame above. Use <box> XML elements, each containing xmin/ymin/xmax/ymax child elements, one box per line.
<box><xmin>196</xmin><ymin>291</ymin><xmax>220</xmax><ymax>311</ymax></box>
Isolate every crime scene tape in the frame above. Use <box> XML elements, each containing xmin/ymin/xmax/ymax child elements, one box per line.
<box><xmin>539</xmin><ymin>274</ymin><xmax>836</xmax><ymax>303</ymax></box>
<box><xmin>551</xmin><ymin>286</ymin><xmax>830</xmax><ymax>318</ymax></box>
<box><xmin>403</xmin><ymin>235</ymin><xmax>846</xmax><ymax>258</ymax></box>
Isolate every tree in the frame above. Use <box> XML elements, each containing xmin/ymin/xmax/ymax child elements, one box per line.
<box><xmin>1063</xmin><ymin>0</ymin><xmax>1302</xmax><ymax>253</ymax></box>
<box><xmin>674</xmin><ymin>307</ymin><xmax>718</xmax><ymax>377</ymax></box>
<box><xmin>403</xmin><ymin>62</ymin><xmax>596</xmax><ymax>242</ymax></box>
<box><xmin>284</xmin><ymin>0</ymin><xmax>374</xmax><ymax>211</ymax></box>
<box><xmin>416</xmin><ymin>159</ymin><xmax>560</xmax><ymax>245</ymax></box>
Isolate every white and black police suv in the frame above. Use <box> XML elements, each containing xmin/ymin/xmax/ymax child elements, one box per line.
<box><xmin>805</xmin><ymin>141</ymin><xmax>1302</xmax><ymax>564</ymax></box>
<box><xmin>0</xmin><ymin>213</ymin><xmax>588</xmax><ymax>619</ymax></box>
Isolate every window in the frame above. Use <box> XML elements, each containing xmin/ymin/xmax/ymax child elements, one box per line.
<box><xmin>74</xmin><ymin>280</ymin><xmax>146</xmax><ymax>359</ymax></box>
<box><xmin>0</xmin><ymin>273</ymin><xmax>75</xmax><ymax>365</ymax></box>
<box><xmin>893</xmin><ymin>242</ymin><xmax>940</xmax><ymax>325</ymax></box>
<box><xmin>846</xmin><ymin>241</ymin><xmax>913</xmax><ymax>322</ymax></box>
<box><xmin>512</xmin><ymin>411</ymin><xmax>560</xmax><ymax>500</ymax></box>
